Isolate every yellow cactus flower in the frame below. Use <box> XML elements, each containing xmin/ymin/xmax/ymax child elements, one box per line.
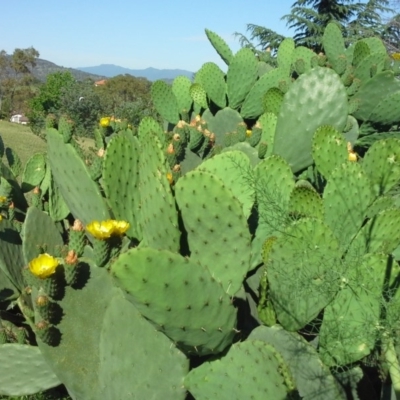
<box><xmin>86</xmin><ymin>220</ymin><xmax>115</xmax><ymax>240</ymax></box>
<box><xmin>0</xmin><ymin>196</ymin><xmax>7</xmax><ymax>204</ymax></box>
<box><xmin>392</xmin><ymin>53</ymin><xmax>400</xmax><ymax>61</ymax></box>
<box><xmin>86</xmin><ymin>219</ymin><xmax>130</xmax><ymax>239</ymax></box>
<box><xmin>112</xmin><ymin>220</ymin><xmax>130</xmax><ymax>236</ymax></box>
<box><xmin>166</xmin><ymin>172</ymin><xmax>174</xmax><ymax>185</ymax></box>
<box><xmin>100</xmin><ymin>117</ymin><xmax>111</xmax><ymax>128</ymax></box>
<box><xmin>246</xmin><ymin>129</ymin><xmax>252</xmax><ymax>137</ymax></box>
<box><xmin>0</xmin><ymin>215</ymin><xmax>2</xmax><ymax>222</ymax></box>
<box><xmin>29</xmin><ymin>253</ymin><xmax>59</xmax><ymax>279</ymax></box>
<box><xmin>348</xmin><ymin>152</ymin><xmax>357</xmax><ymax>162</ymax></box>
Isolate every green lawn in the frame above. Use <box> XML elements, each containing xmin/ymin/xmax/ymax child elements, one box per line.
<box><xmin>0</xmin><ymin>121</ymin><xmax>47</xmax><ymax>166</ymax></box>
<box><xmin>0</xmin><ymin>120</ymin><xmax>95</xmax><ymax>168</ymax></box>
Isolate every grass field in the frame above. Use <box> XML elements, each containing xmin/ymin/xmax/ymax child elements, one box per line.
<box><xmin>0</xmin><ymin>121</ymin><xmax>95</xmax><ymax>167</ymax></box>
<box><xmin>0</xmin><ymin>121</ymin><xmax>47</xmax><ymax>166</ymax></box>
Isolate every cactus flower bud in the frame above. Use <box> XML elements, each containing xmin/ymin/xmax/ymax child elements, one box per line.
<box><xmin>72</xmin><ymin>219</ymin><xmax>84</xmax><ymax>232</ymax></box>
<box><xmin>65</xmin><ymin>250</ymin><xmax>78</xmax><ymax>265</ymax></box>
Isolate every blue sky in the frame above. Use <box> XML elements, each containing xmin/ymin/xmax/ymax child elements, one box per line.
<box><xmin>0</xmin><ymin>0</ymin><xmax>295</xmax><ymax>72</ymax></box>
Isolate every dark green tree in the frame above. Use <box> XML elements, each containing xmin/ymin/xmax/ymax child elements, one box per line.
<box><xmin>346</xmin><ymin>0</ymin><xmax>393</xmax><ymax>44</ymax></box>
<box><xmin>60</xmin><ymin>79</ymin><xmax>102</xmax><ymax>137</ymax></box>
<box><xmin>27</xmin><ymin>71</ymin><xmax>75</xmax><ymax>136</ymax></box>
<box><xmin>235</xmin><ymin>0</ymin><xmax>393</xmax><ymax>53</ymax></box>
<box><xmin>94</xmin><ymin>74</ymin><xmax>157</xmax><ymax>126</ymax></box>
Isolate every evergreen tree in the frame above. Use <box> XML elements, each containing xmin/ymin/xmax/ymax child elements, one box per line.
<box><xmin>282</xmin><ymin>0</ymin><xmax>363</xmax><ymax>50</ymax></box>
<box><xmin>236</xmin><ymin>0</ymin><xmax>393</xmax><ymax>53</ymax></box>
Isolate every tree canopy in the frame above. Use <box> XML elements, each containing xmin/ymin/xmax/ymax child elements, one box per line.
<box><xmin>235</xmin><ymin>0</ymin><xmax>394</xmax><ymax>53</ymax></box>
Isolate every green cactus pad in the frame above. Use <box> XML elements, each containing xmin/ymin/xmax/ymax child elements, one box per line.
<box><xmin>277</xmin><ymin>38</ymin><xmax>295</xmax><ymax>76</ymax></box>
<box><xmin>273</xmin><ymin>67</ymin><xmax>348</xmax><ymax>173</ymax></box>
<box><xmin>263</xmin><ymin>87</ymin><xmax>284</xmax><ymax>115</ymax></box>
<box><xmin>288</xmin><ymin>186</ymin><xmax>324</xmax><ymax>220</ymax></box>
<box><xmin>195</xmin><ymin>62</ymin><xmax>226</xmax><ymax>108</ymax></box>
<box><xmin>138</xmin><ymin>116</ymin><xmax>165</xmax><ymax>144</ymax></box>
<box><xmin>21</xmin><ymin>153</ymin><xmax>46</xmax><ymax>192</ymax></box>
<box><xmin>322</xmin><ymin>22</ymin><xmax>346</xmax><ymax>73</ymax></box>
<box><xmin>172</xmin><ymin>75</ymin><xmax>193</xmax><ymax>115</ymax></box>
<box><xmin>323</xmin><ymin>162</ymin><xmax>374</xmax><ymax>251</ymax></box>
<box><xmin>39</xmin><ymin>158</ymin><xmax>51</xmax><ymax>196</ymax></box>
<box><xmin>98</xmin><ymin>295</ymin><xmax>188</xmax><ymax>400</ymax></box>
<box><xmin>241</xmin><ymin>68</ymin><xmax>287</xmax><ymax>119</ymax></box>
<box><xmin>175</xmin><ymin>170</ymin><xmax>251</xmax><ymax>295</ymax></box>
<box><xmin>366</xmin><ymin>196</ymin><xmax>395</xmax><ymax>219</ymax></box>
<box><xmin>35</xmin><ymin>265</ymin><xmax>119</xmax><ymax>400</ymax></box>
<box><xmin>205</xmin><ymin>29</ymin><xmax>233</xmax><ymax>65</ymax></box>
<box><xmin>257</xmin><ymin>112</ymin><xmax>277</xmax><ymax>158</ymax></box>
<box><xmin>221</xmin><ymin>142</ymin><xmax>261</xmax><ymax>166</ymax></box>
<box><xmin>111</xmin><ymin>247</ymin><xmax>237</xmax><ymax>355</ymax></box>
<box><xmin>22</xmin><ymin>207</ymin><xmax>64</xmax><ymax>266</ymax></box>
<box><xmin>250</xmin><ymin>155</ymin><xmax>295</xmax><ymax>269</ymax></box>
<box><xmin>361</xmin><ymin>37</ymin><xmax>388</xmax><ymax>58</ymax></box>
<box><xmin>46</xmin><ymin>128</ymin><xmax>110</xmax><ymax>226</ymax></box>
<box><xmin>267</xmin><ymin>218</ymin><xmax>341</xmax><ymax>331</ymax></box>
<box><xmin>343</xmin><ymin>115</ymin><xmax>359</xmax><ymax>145</ymax></box>
<box><xmin>151</xmin><ymin>80</ymin><xmax>180</xmax><ymax>124</ymax></box>
<box><xmin>184</xmin><ymin>340</ymin><xmax>289</xmax><ymax>400</ymax></box>
<box><xmin>292</xmin><ymin>46</ymin><xmax>315</xmax><ymax>73</ymax></box>
<box><xmin>369</xmin><ymin>91</ymin><xmax>400</xmax><ymax>125</ymax></box>
<box><xmin>258</xmin><ymin>61</ymin><xmax>274</xmax><ymax>76</ymax></box>
<box><xmin>189</xmin><ymin>83</ymin><xmax>208</xmax><ymax>109</ymax></box>
<box><xmin>196</xmin><ymin>151</ymin><xmax>255</xmax><ymax>218</ymax></box>
<box><xmin>352</xmin><ymin>41</ymin><xmax>370</xmax><ymax>67</ymax></box>
<box><xmin>138</xmin><ymin>135</ymin><xmax>179</xmax><ymax>252</ymax></box>
<box><xmin>0</xmin><ymin>219</ymin><xmax>24</xmax><ymax>292</ymax></box>
<box><xmin>203</xmin><ymin>107</ymin><xmax>243</xmax><ymax>146</ymax></box>
<box><xmin>0</xmin><ymin>162</ymin><xmax>27</xmax><ymax>209</ymax></box>
<box><xmin>347</xmin><ymin>208</ymin><xmax>400</xmax><ymax>257</ymax></box>
<box><xmin>0</xmin><ymin>344</ymin><xmax>61</xmax><ymax>396</ymax></box>
<box><xmin>226</xmin><ymin>47</ymin><xmax>259</xmax><ymax>109</ymax></box>
<box><xmin>249</xmin><ymin>326</ymin><xmax>346</xmax><ymax>400</ymax></box>
<box><xmin>319</xmin><ymin>253</ymin><xmax>386</xmax><ymax>366</ymax></box>
<box><xmin>352</xmin><ymin>71</ymin><xmax>400</xmax><ymax>121</ymax></box>
<box><xmin>362</xmin><ymin>138</ymin><xmax>400</xmax><ymax>195</ymax></box>
<box><xmin>312</xmin><ymin>125</ymin><xmax>349</xmax><ymax>179</ymax></box>
<box><xmin>354</xmin><ymin>52</ymin><xmax>385</xmax><ymax>82</ymax></box>
<box><xmin>255</xmin><ymin>155</ymin><xmax>294</xmax><ymax>228</ymax></box>
<box><xmin>5</xmin><ymin>147</ymin><xmax>22</xmax><ymax>178</ymax></box>
<box><xmin>48</xmin><ymin>177</ymin><xmax>70</xmax><ymax>221</ymax></box>
<box><xmin>0</xmin><ymin>268</ymin><xmax>17</xmax><ymax>302</ymax></box>
<box><xmin>102</xmin><ymin>133</ymin><xmax>141</xmax><ymax>239</ymax></box>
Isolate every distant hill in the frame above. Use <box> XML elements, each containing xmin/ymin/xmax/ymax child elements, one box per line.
<box><xmin>30</xmin><ymin>58</ymin><xmax>106</xmax><ymax>82</ymax></box>
<box><xmin>76</xmin><ymin>64</ymin><xmax>194</xmax><ymax>81</ymax></box>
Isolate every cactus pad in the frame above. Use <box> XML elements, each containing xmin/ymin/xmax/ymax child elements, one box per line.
<box><xmin>111</xmin><ymin>247</ymin><xmax>237</xmax><ymax>355</ymax></box>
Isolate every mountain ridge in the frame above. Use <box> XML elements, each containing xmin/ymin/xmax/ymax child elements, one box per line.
<box><xmin>76</xmin><ymin>64</ymin><xmax>194</xmax><ymax>81</ymax></box>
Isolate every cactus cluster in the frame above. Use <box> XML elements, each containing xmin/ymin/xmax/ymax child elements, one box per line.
<box><xmin>1</xmin><ymin>22</ymin><xmax>400</xmax><ymax>399</ymax></box>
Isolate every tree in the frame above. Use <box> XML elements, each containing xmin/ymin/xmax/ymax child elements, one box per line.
<box><xmin>382</xmin><ymin>1</ymin><xmax>400</xmax><ymax>52</ymax></box>
<box><xmin>0</xmin><ymin>47</ymin><xmax>39</xmax><ymax>117</ymax></box>
<box><xmin>346</xmin><ymin>0</ymin><xmax>393</xmax><ymax>45</ymax></box>
<box><xmin>27</xmin><ymin>71</ymin><xmax>75</xmax><ymax>136</ymax></box>
<box><xmin>94</xmin><ymin>74</ymin><xmax>156</xmax><ymax>126</ymax></box>
<box><xmin>236</xmin><ymin>1</ymin><xmax>393</xmax><ymax>53</ymax></box>
<box><xmin>59</xmin><ymin>79</ymin><xmax>103</xmax><ymax>137</ymax></box>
